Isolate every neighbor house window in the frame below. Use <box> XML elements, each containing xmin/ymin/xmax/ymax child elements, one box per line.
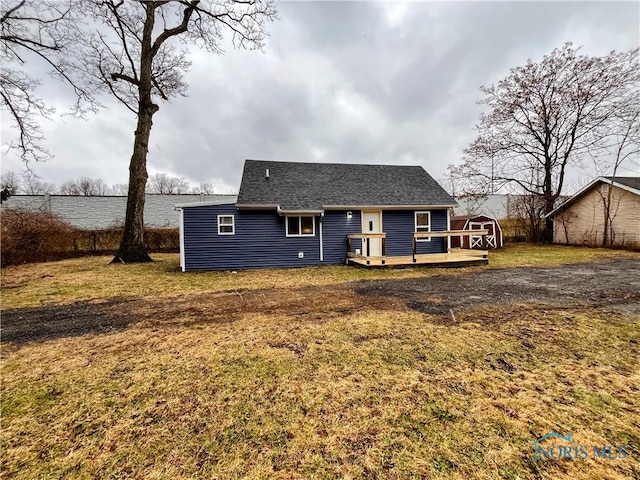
<box><xmin>217</xmin><ymin>215</ymin><xmax>235</xmax><ymax>235</ymax></box>
<box><xmin>286</xmin><ymin>215</ymin><xmax>315</xmax><ymax>236</ymax></box>
<box><xmin>415</xmin><ymin>211</ymin><xmax>431</xmax><ymax>241</ymax></box>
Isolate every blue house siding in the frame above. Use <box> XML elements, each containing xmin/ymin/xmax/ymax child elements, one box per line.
<box><xmin>182</xmin><ymin>205</ymin><xmax>449</xmax><ymax>271</ymax></box>
<box><xmin>321</xmin><ymin>210</ymin><xmax>362</xmax><ymax>264</ymax></box>
<box><xmin>382</xmin><ymin>209</ymin><xmax>448</xmax><ymax>256</ymax></box>
<box><xmin>183</xmin><ymin>204</ymin><xmax>321</xmax><ymax>271</ymax></box>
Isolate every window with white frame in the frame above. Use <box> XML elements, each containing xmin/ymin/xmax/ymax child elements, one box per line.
<box><xmin>217</xmin><ymin>215</ymin><xmax>235</xmax><ymax>235</ymax></box>
<box><xmin>286</xmin><ymin>215</ymin><xmax>315</xmax><ymax>236</ymax></box>
<box><xmin>415</xmin><ymin>211</ymin><xmax>431</xmax><ymax>241</ymax></box>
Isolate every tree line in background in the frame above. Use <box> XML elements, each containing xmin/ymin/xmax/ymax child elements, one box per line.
<box><xmin>0</xmin><ymin>170</ymin><xmax>217</xmax><ymax>198</ymax></box>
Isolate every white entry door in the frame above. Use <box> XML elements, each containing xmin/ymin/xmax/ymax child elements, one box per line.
<box><xmin>362</xmin><ymin>211</ymin><xmax>382</xmax><ymax>256</ymax></box>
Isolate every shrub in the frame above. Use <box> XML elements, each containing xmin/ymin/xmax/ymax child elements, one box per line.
<box><xmin>1</xmin><ymin>208</ymin><xmax>180</xmax><ymax>266</ymax></box>
<box><xmin>1</xmin><ymin>208</ymin><xmax>78</xmax><ymax>266</ymax></box>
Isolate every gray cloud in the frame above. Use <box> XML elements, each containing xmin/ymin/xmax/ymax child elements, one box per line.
<box><xmin>2</xmin><ymin>1</ymin><xmax>638</xmax><ymax>192</ymax></box>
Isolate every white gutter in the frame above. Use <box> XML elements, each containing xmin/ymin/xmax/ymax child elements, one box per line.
<box><xmin>236</xmin><ymin>203</ymin><xmax>279</xmax><ymax>210</ymax></box>
<box><xmin>323</xmin><ymin>204</ymin><xmax>457</xmax><ymax>210</ymax></box>
<box><xmin>278</xmin><ymin>209</ymin><xmax>324</xmax><ymax>215</ymax></box>
<box><xmin>175</xmin><ymin>198</ymin><xmax>238</xmax><ymax>208</ymax></box>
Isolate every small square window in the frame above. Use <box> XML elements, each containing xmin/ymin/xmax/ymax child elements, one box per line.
<box><xmin>301</xmin><ymin>216</ymin><xmax>314</xmax><ymax>234</ymax></box>
<box><xmin>415</xmin><ymin>211</ymin><xmax>431</xmax><ymax>242</ymax></box>
<box><xmin>287</xmin><ymin>216</ymin><xmax>300</xmax><ymax>235</ymax></box>
<box><xmin>286</xmin><ymin>215</ymin><xmax>315</xmax><ymax>236</ymax></box>
<box><xmin>217</xmin><ymin>215</ymin><xmax>235</xmax><ymax>235</ymax></box>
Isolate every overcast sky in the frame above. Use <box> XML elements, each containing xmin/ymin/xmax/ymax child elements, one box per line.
<box><xmin>1</xmin><ymin>1</ymin><xmax>639</xmax><ymax>193</ymax></box>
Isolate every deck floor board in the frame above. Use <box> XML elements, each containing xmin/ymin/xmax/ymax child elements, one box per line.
<box><xmin>348</xmin><ymin>251</ymin><xmax>488</xmax><ymax>268</ymax></box>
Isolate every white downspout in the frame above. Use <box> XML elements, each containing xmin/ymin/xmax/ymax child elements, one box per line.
<box><xmin>319</xmin><ymin>215</ymin><xmax>324</xmax><ymax>262</ymax></box>
<box><xmin>179</xmin><ymin>208</ymin><xmax>185</xmax><ymax>272</ymax></box>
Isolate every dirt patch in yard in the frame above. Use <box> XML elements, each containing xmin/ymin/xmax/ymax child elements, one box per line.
<box><xmin>2</xmin><ymin>259</ymin><xmax>639</xmax><ymax>345</ymax></box>
<box><xmin>356</xmin><ymin>258</ymin><xmax>640</xmax><ymax>319</ymax></box>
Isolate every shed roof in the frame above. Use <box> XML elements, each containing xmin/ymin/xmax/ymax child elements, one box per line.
<box><xmin>236</xmin><ymin>159</ymin><xmax>456</xmax><ymax>211</ymax></box>
<box><xmin>606</xmin><ymin>176</ymin><xmax>640</xmax><ymax>191</ymax></box>
<box><xmin>450</xmin><ymin>214</ymin><xmax>500</xmax><ymax>230</ymax></box>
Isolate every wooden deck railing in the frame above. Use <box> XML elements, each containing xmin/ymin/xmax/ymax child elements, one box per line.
<box><xmin>347</xmin><ymin>233</ymin><xmax>386</xmax><ymax>258</ymax></box>
<box><xmin>347</xmin><ymin>230</ymin><xmax>489</xmax><ymax>265</ymax></box>
<box><xmin>413</xmin><ymin>229</ymin><xmax>488</xmax><ymax>261</ymax></box>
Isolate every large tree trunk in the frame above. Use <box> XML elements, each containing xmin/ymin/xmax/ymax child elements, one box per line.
<box><xmin>542</xmin><ymin>165</ymin><xmax>555</xmax><ymax>243</ymax></box>
<box><xmin>602</xmin><ymin>203</ymin><xmax>609</xmax><ymax>247</ymax></box>
<box><xmin>112</xmin><ymin>104</ymin><xmax>157</xmax><ymax>263</ymax></box>
<box><xmin>542</xmin><ymin>196</ymin><xmax>555</xmax><ymax>244</ymax></box>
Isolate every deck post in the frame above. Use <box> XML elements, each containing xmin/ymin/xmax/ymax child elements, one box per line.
<box><xmin>347</xmin><ymin>237</ymin><xmax>352</xmax><ymax>254</ymax></box>
<box><xmin>412</xmin><ymin>235</ymin><xmax>416</xmax><ymax>263</ymax></box>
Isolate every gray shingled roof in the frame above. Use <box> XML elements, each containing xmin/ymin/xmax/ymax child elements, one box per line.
<box><xmin>604</xmin><ymin>176</ymin><xmax>640</xmax><ymax>191</ymax></box>
<box><xmin>237</xmin><ymin>160</ymin><xmax>456</xmax><ymax>210</ymax></box>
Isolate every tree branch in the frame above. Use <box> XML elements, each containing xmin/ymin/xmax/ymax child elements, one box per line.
<box><xmin>111</xmin><ymin>72</ymin><xmax>140</xmax><ymax>86</ymax></box>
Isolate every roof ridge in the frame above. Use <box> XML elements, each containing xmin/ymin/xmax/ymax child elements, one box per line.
<box><xmin>244</xmin><ymin>159</ymin><xmax>423</xmax><ymax>168</ymax></box>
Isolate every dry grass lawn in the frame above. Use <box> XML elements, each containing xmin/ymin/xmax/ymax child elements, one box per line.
<box><xmin>1</xmin><ymin>245</ymin><xmax>639</xmax><ymax>479</ymax></box>
<box><xmin>2</xmin><ymin>244</ymin><xmax>637</xmax><ymax>309</ymax></box>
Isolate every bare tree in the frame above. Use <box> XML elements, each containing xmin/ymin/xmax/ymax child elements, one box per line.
<box><xmin>594</xmin><ymin>99</ymin><xmax>640</xmax><ymax>246</ymax></box>
<box><xmin>508</xmin><ymin>194</ymin><xmax>547</xmax><ymax>243</ymax></box>
<box><xmin>1</xmin><ymin>170</ymin><xmax>22</xmax><ymax>196</ymax></box>
<box><xmin>1</xmin><ymin>169</ymin><xmax>58</xmax><ymax>196</ymax></box>
<box><xmin>192</xmin><ymin>181</ymin><xmax>214</xmax><ymax>194</ymax></box>
<box><xmin>452</xmin><ymin>44</ymin><xmax>639</xmax><ymax>243</ymax></box>
<box><xmin>1</xmin><ymin>0</ymin><xmax>93</xmax><ymax>164</ymax></box>
<box><xmin>59</xmin><ymin>176</ymin><xmax>110</xmax><ymax>195</ymax></box>
<box><xmin>146</xmin><ymin>172</ymin><xmax>189</xmax><ymax>194</ymax></box>
<box><xmin>19</xmin><ymin>170</ymin><xmax>56</xmax><ymax>194</ymax></box>
<box><xmin>112</xmin><ymin>183</ymin><xmax>129</xmax><ymax>195</ymax></box>
<box><xmin>68</xmin><ymin>0</ymin><xmax>276</xmax><ymax>262</ymax></box>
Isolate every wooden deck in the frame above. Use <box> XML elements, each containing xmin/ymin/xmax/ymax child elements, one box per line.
<box><xmin>348</xmin><ymin>249</ymin><xmax>489</xmax><ymax>268</ymax></box>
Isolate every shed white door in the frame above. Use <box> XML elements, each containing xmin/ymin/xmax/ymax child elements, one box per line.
<box><xmin>362</xmin><ymin>211</ymin><xmax>382</xmax><ymax>256</ymax></box>
<box><xmin>469</xmin><ymin>221</ymin><xmax>495</xmax><ymax>248</ymax></box>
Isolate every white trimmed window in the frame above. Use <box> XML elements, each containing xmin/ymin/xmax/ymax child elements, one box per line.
<box><xmin>415</xmin><ymin>211</ymin><xmax>431</xmax><ymax>241</ymax></box>
<box><xmin>286</xmin><ymin>215</ymin><xmax>315</xmax><ymax>236</ymax></box>
<box><xmin>217</xmin><ymin>215</ymin><xmax>235</xmax><ymax>235</ymax></box>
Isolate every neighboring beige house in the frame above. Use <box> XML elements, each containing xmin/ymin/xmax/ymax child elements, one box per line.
<box><xmin>547</xmin><ymin>176</ymin><xmax>640</xmax><ymax>248</ymax></box>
